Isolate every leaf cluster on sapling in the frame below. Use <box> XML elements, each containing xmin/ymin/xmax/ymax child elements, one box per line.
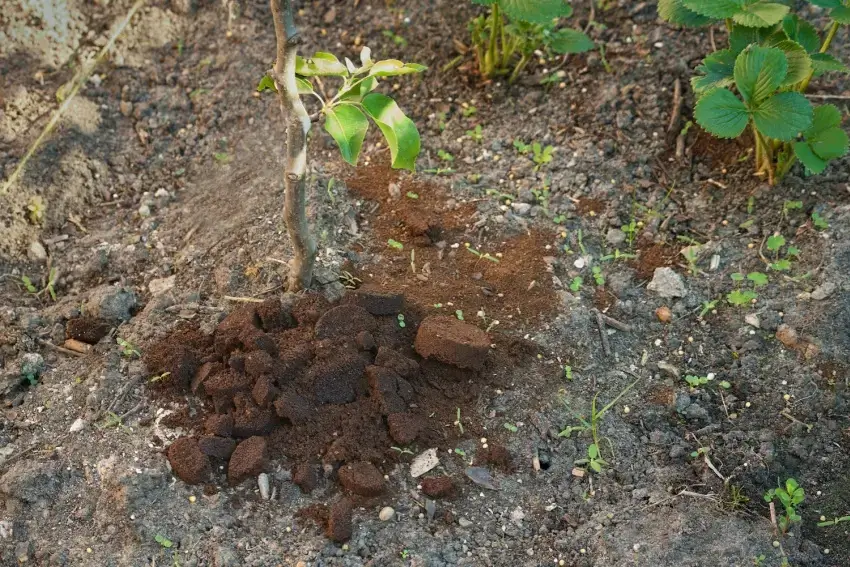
<box><xmin>764</xmin><ymin>478</ymin><xmax>805</xmax><ymax>534</ymax></box>
<box><xmin>469</xmin><ymin>0</ymin><xmax>594</xmax><ymax>83</ymax></box>
<box><xmin>659</xmin><ymin>1</ymin><xmax>850</xmax><ymax>183</ymax></box>
<box><xmin>727</xmin><ymin>272</ymin><xmax>764</xmax><ymax>307</ymax></box>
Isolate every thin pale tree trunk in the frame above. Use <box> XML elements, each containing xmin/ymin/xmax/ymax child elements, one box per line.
<box><xmin>269</xmin><ymin>0</ymin><xmax>316</xmax><ymax>291</ymax></box>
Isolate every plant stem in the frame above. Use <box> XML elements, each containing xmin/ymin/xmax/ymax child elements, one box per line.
<box><xmin>509</xmin><ymin>53</ymin><xmax>531</xmax><ymax>84</ymax></box>
<box><xmin>724</xmin><ymin>18</ymin><xmax>733</xmax><ymax>34</ymax></box>
<box><xmin>270</xmin><ymin>0</ymin><xmax>316</xmax><ymax>291</ymax></box>
<box><xmin>486</xmin><ymin>4</ymin><xmax>500</xmax><ymax>78</ymax></box>
<box><xmin>798</xmin><ymin>21</ymin><xmax>840</xmax><ymax>93</ymax></box>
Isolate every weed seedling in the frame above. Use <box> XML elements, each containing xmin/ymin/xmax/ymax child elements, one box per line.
<box><xmin>454</xmin><ymin>407</ymin><xmax>464</xmax><ymax>434</ymax></box>
<box><xmin>27</xmin><ymin>196</ymin><xmax>46</xmax><ymax>225</ymax></box>
<box><xmin>699</xmin><ymin>298</ymin><xmax>719</xmax><ymax>318</ymax></box>
<box><xmin>391</xmin><ymin>446</ymin><xmax>414</xmax><ymax>456</ymax></box>
<box><xmin>397</xmin><ymin>314</ymin><xmax>406</xmax><ymax>328</ymax></box>
<box><xmin>513</xmin><ymin>139</ymin><xmax>532</xmax><ymax>154</ymax></box>
<box><xmin>564</xmin><ymin>365</ymin><xmax>574</xmax><ymax>380</ymax></box>
<box><xmin>20</xmin><ymin>267</ymin><xmax>58</xmax><ymax>301</ymax></box>
<box><xmin>727</xmin><ymin>273</ymin><xmax>758</xmax><ymax>307</ymax></box>
<box><xmin>503</xmin><ymin>423</ymin><xmax>518</xmax><ymax>433</ymax></box>
<box><xmin>765</xmin><ymin>478</ymin><xmax>805</xmax><ymax>534</ymax></box>
<box><xmin>818</xmin><ymin>515</ymin><xmax>850</xmax><ymax>527</ymax></box>
<box><xmin>532</xmin><ymin>142</ymin><xmax>554</xmax><ymax>170</ymax></box>
<box><xmin>382</xmin><ymin>29</ymin><xmax>408</xmax><ymax>47</ymax></box>
<box><xmin>462</xmin><ymin>104</ymin><xmax>477</xmax><ymax>117</ymax></box>
<box><xmin>465</xmin><ymin>243</ymin><xmax>500</xmax><ymax>263</ymax></box>
<box><xmin>387</xmin><ymin>239</ymin><xmax>404</xmax><ymax>250</ymax></box>
<box><xmin>680</xmin><ymin>245</ymin><xmax>700</xmax><ymax>275</ymax></box>
<box><xmin>812</xmin><ymin>211</ymin><xmax>829</xmax><ymax>230</ymax></box>
<box><xmin>437</xmin><ymin>149</ymin><xmax>455</xmax><ymax>162</ymax></box>
<box><xmin>455</xmin><ymin>309</ymin><xmax>465</xmax><ymax>321</ymax></box>
<box><xmin>466</xmin><ymin>124</ymin><xmax>484</xmax><ymax>142</ymax></box>
<box><xmin>117</xmin><ymin>338</ymin><xmax>140</xmax><ymax>358</ymax></box>
<box><xmin>569</xmin><ymin>276</ymin><xmax>583</xmax><ymax>292</ymax></box>
<box><xmin>765</xmin><ymin>234</ymin><xmax>795</xmax><ymax>271</ymax></box>
<box><xmin>155</xmin><ymin>534</ymin><xmax>174</xmax><ymax>549</ymax></box>
<box><xmin>591</xmin><ymin>265</ymin><xmax>605</xmax><ymax>286</ymax></box>
<box><xmin>621</xmin><ymin>219</ymin><xmax>637</xmax><ymax>248</ymax></box>
<box><xmin>558</xmin><ymin>374</ymin><xmax>642</xmax><ymax>473</ymax></box>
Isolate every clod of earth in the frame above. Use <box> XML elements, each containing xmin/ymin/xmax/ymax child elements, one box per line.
<box><xmin>65</xmin><ymin>317</ymin><xmax>112</xmax><ymax>344</ymax></box>
<box><xmin>421</xmin><ymin>475</ymin><xmax>456</xmax><ymax>498</ymax></box>
<box><xmin>326</xmin><ymin>498</ymin><xmax>354</xmax><ymax>542</ymax></box>
<box><xmin>166</xmin><ymin>437</ymin><xmax>212</xmax><ymax>485</ymax></box>
<box><xmin>414</xmin><ymin>315</ymin><xmax>491</xmax><ymax>370</ymax></box>
<box><xmin>338</xmin><ymin>461</ymin><xmax>385</xmax><ymax>496</ymax></box>
<box><xmin>227</xmin><ymin>436</ymin><xmax>267</xmax><ymax>485</ymax></box>
<box><xmin>344</xmin><ymin>288</ymin><xmax>404</xmax><ymax>316</ymax></box>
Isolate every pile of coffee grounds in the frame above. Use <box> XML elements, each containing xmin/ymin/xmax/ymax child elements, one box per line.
<box><xmin>144</xmin><ymin>290</ymin><xmax>495</xmax><ymax>517</ymax></box>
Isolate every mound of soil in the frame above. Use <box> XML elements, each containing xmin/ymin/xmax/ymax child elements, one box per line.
<box><xmin>147</xmin><ymin>292</ymin><xmax>492</xmax><ymax>537</ymax></box>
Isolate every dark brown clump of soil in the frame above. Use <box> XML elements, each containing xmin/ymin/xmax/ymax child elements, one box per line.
<box><xmin>475</xmin><ymin>443</ymin><xmax>514</xmax><ymax>473</ymax></box>
<box><xmin>631</xmin><ymin>243</ymin><xmax>680</xmax><ymax>281</ymax></box>
<box><xmin>421</xmin><ymin>476</ymin><xmax>455</xmax><ymax>498</ymax></box>
<box><xmin>148</xmin><ymin>292</ymin><xmax>493</xmax><ymax>531</ymax></box>
<box><xmin>65</xmin><ymin>317</ymin><xmax>112</xmax><ymax>344</ymax></box>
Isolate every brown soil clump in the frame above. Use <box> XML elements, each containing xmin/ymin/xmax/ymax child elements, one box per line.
<box><xmin>228</xmin><ymin>436</ymin><xmax>267</xmax><ymax>485</ymax></box>
<box><xmin>65</xmin><ymin>317</ymin><xmax>112</xmax><ymax>344</ymax></box>
<box><xmin>632</xmin><ymin>243</ymin><xmax>679</xmax><ymax>281</ymax></box>
<box><xmin>421</xmin><ymin>476</ymin><xmax>456</xmax><ymax>498</ymax></box>
<box><xmin>414</xmin><ymin>316</ymin><xmax>491</xmax><ymax>370</ymax></box>
<box><xmin>338</xmin><ymin>461</ymin><xmax>385</xmax><ymax>496</ymax></box>
<box><xmin>166</xmin><ymin>437</ymin><xmax>211</xmax><ymax>485</ymax></box>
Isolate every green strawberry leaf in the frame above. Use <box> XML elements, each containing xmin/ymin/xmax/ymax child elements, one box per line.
<box><xmin>808</xmin><ymin>0</ymin><xmax>843</xmax><ymax>8</ymax></box>
<box><xmin>495</xmin><ymin>0</ymin><xmax>574</xmax><ymax>24</ymax></box>
<box><xmin>772</xmin><ymin>40</ymin><xmax>812</xmax><ymax>86</ymax></box>
<box><xmin>692</xmin><ymin>49</ymin><xmax>737</xmax><ymax>93</ymax></box>
<box><xmin>694</xmin><ymin>88</ymin><xmax>750</xmax><ymax>138</ymax></box>
<box><xmin>547</xmin><ymin>28</ymin><xmax>595</xmax><ymax>54</ymax></box>
<box><xmin>323</xmin><ymin>104</ymin><xmax>369</xmax><ymax>166</ymax></box>
<box><xmin>657</xmin><ymin>0</ymin><xmax>714</xmax><ymax>26</ymax></box>
<box><xmin>794</xmin><ymin>142</ymin><xmax>828</xmax><ymax>172</ymax></box>
<box><xmin>810</xmin><ymin>127</ymin><xmax>849</xmax><ymax>160</ymax></box>
<box><xmin>733</xmin><ymin>2</ymin><xmax>790</xmax><ymax>28</ymax></box>
<box><xmin>811</xmin><ymin>53</ymin><xmax>850</xmax><ymax>75</ymax></box>
<box><xmin>753</xmin><ymin>92</ymin><xmax>813</xmax><ymax>141</ymax></box>
<box><xmin>734</xmin><ymin>45</ymin><xmax>788</xmax><ymax>105</ymax></box>
<box><xmin>782</xmin><ymin>15</ymin><xmax>820</xmax><ymax>53</ymax></box>
<box><xmin>362</xmin><ymin>93</ymin><xmax>421</xmax><ymax>171</ymax></box>
<box><xmin>682</xmin><ymin>0</ymin><xmax>740</xmax><ymax>19</ymax></box>
<box><xmin>729</xmin><ymin>24</ymin><xmax>776</xmax><ymax>54</ymax></box>
<box><xmin>832</xmin><ymin>6</ymin><xmax>850</xmax><ymax>24</ymax></box>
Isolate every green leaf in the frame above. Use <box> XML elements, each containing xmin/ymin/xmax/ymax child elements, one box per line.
<box><xmin>772</xmin><ymin>40</ymin><xmax>812</xmax><ymax>86</ymax></box>
<box><xmin>766</xmin><ymin>234</ymin><xmax>786</xmax><ymax>250</ymax></box>
<box><xmin>807</xmin><ymin>103</ymin><xmax>843</xmax><ymax>136</ymax></box>
<box><xmin>794</xmin><ymin>141</ymin><xmax>828</xmax><ymax>173</ymax></box>
<box><xmin>154</xmin><ymin>534</ymin><xmax>173</xmax><ymax>548</ymax></box>
<box><xmin>729</xmin><ymin>25</ymin><xmax>775</xmax><ymax>54</ymax></box>
<box><xmin>810</xmin><ymin>127</ymin><xmax>849</xmax><ymax>160</ymax></box>
<box><xmin>692</xmin><ymin>50</ymin><xmax>736</xmax><ymax>93</ymax></box>
<box><xmin>832</xmin><ymin>6</ymin><xmax>850</xmax><ymax>24</ymax></box>
<box><xmin>362</xmin><ymin>93</ymin><xmax>421</xmax><ymax>171</ymax></box>
<box><xmin>682</xmin><ymin>0</ymin><xmax>740</xmax><ymax>19</ymax></box>
<box><xmin>296</xmin><ymin>52</ymin><xmax>349</xmax><ymax>76</ymax></box>
<box><xmin>657</xmin><ymin>0</ymin><xmax>714</xmax><ymax>26</ymax></box>
<box><xmin>369</xmin><ymin>60</ymin><xmax>427</xmax><ymax>77</ymax></box>
<box><xmin>387</xmin><ymin>239</ymin><xmax>404</xmax><ymax>250</ymax></box>
<box><xmin>734</xmin><ymin>45</ymin><xmax>787</xmax><ymax>105</ymax></box>
<box><xmin>503</xmin><ymin>422</ymin><xmax>518</xmax><ymax>432</ymax></box>
<box><xmin>323</xmin><ymin>104</ymin><xmax>369</xmax><ymax>166</ymax></box>
<box><xmin>811</xmin><ymin>53</ymin><xmax>850</xmax><ymax>74</ymax></box>
<box><xmin>771</xmin><ymin>259</ymin><xmax>792</xmax><ymax>270</ymax></box>
<box><xmin>730</xmin><ymin>272</ymin><xmax>745</xmax><ymax>281</ymax></box>
<box><xmin>587</xmin><ymin>443</ymin><xmax>600</xmax><ymax>459</ymax></box>
<box><xmin>295</xmin><ymin>77</ymin><xmax>314</xmax><ymax>95</ymax></box>
<box><xmin>812</xmin><ymin>211</ymin><xmax>829</xmax><ymax>229</ymax></box>
<box><xmin>727</xmin><ymin>289</ymin><xmax>758</xmax><ymax>305</ymax></box>
<box><xmin>694</xmin><ymin>88</ymin><xmax>750</xmax><ymax>139</ymax></box>
<box><xmin>257</xmin><ymin>74</ymin><xmax>277</xmax><ymax>93</ymax></box>
<box><xmin>808</xmin><ymin>0</ymin><xmax>843</xmax><ymax>7</ymax></box>
<box><xmin>782</xmin><ymin>15</ymin><xmax>820</xmax><ymax>53</ymax></box>
<box><xmin>752</xmin><ymin>92</ymin><xmax>813</xmax><ymax>141</ymax></box>
<box><xmin>547</xmin><ymin>28</ymin><xmax>595</xmax><ymax>53</ymax></box>
<box><xmin>747</xmin><ymin>272</ymin><xmax>769</xmax><ymax>286</ymax></box>
<box><xmin>495</xmin><ymin>0</ymin><xmax>573</xmax><ymax>23</ymax></box>
<box><xmin>733</xmin><ymin>2</ymin><xmax>790</xmax><ymax>28</ymax></box>
<box><xmin>339</xmin><ymin>76</ymin><xmax>379</xmax><ymax>102</ymax></box>
<box><xmin>589</xmin><ymin>460</ymin><xmax>603</xmax><ymax>473</ymax></box>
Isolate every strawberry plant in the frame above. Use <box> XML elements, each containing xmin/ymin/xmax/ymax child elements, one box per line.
<box><xmin>658</xmin><ymin>1</ymin><xmax>850</xmax><ymax>183</ymax></box>
<box><xmin>470</xmin><ymin>0</ymin><xmax>593</xmax><ymax>82</ymax></box>
<box><xmin>259</xmin><ymin>0</ymin><xmax>425</xmax><ymax>291</ymax></box>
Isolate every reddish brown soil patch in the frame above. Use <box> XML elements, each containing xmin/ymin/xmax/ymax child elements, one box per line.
<box><xmin>575</xmin><ymin>197</ymin><xmax>606</xmax><ymax>216</ymax></box>
<box><xmin>338</xmin><ymin>461</ymin><xmax>385</xmax><ymax>496</ymax></box>
<box><xmin>421</xmin><ymin>476</ymin><xmax>455</xmax><ymax>498</ymax></box>
<box><xmin>346</xmin><ymin>163</ymin><xmax>557</xmax><ymax>328</ymax></box>
<box><xmin>475</xmin><ymin>443</ymin><xmax>514</xmax><ymax>473</ymax></box>
<box><xmin>593</xmin><ymin>287</ymin><xmax>616</xmax><ymax>311</ymax></box>
<box><xmin>65</xmin><ymin>317</ymin><xmax>112</xmax><ymax>344</ymax></box>
<box><xmin>228</xmin><ymin>436</ymin><xmax>267</xmax><ymax>485</ymax></box>
<box><xmin>166</xmin><ymin>437</ymin><xmax>211</xmax><ymax>485</ymax></box>
<box><xmin>631</xmin><ymin>243</ymin><xmax>680</xmax><ymax>281</ymax></box>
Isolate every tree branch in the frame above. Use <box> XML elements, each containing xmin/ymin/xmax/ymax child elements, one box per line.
<box><xmin>270</xmin><ymin>0</ymin><xmax>316</xmax><ymax>292</ymax></box>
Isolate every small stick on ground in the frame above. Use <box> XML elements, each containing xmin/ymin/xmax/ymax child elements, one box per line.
<box><xmin>595</xmin><ymin>310</ymin><xmax>611</xmax><ymax>358</ymax></box>
<box><xmin>769</xmin><ymin>501</ymin><xmax>779</xmax><ymax>536</ymax></box>
<box><xmin>667</xmin><ymin>78</ymin><xmax>682</xmax><ymax>135</ymax></box>
<box><xmin>223</xmin><ymin>296</ymin><xmax>265</xmax><ymax>303</ymax></box>
<box><xmin>599</xmin><ymin>312</ymin><xmax>632</xmax><ymax>333</ymax></box>
<box><xmin>37</xmin><ymin>338</ymin><xmax>85</xmax><ymax>358</ymax></box>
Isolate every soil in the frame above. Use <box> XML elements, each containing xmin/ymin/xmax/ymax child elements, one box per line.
<box><xmin>1</xmin><ymin>1</ymin><xmax>850</xmax><ymax>566</ymax></box>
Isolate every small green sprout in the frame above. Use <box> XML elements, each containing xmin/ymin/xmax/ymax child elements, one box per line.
<box><xmin>812</xmin><ymin>211</ymin><xmax>829</xmax><ymax>230</ymax></box>
<box><xmin>397</xmin><ymin>314</ymin><xmax>406</xmax><ymax>328</ymax></box>
<box><xmin>503</xmin><ymin>423</ymin><xmax>518</xmax><ymax>433</ymax></box>
<box><xmin>592</xmin><ymin>265</ymin><xmax>605</xmax><ymax>286</ymax></box>
<box><xmin>764</xmin><ymin>478</ymin><xmax>805</xmax><ymax>534</ymax></box>
<box><xmin>569</xmin><ymin>277</ymin><xmax>583</xmax><ymax>292</ymax></box>
<box><xmin>466</xmin><ymin>124</ymin><xmax>484</xmax><ymax>142</ymax></box>
<box><xmin>155</xmin><ymin>534</ymin><xmax>174</xmax><ymax>548</ymax></box>
<box><xmin>117</xmin><ymin>338</ymin><xmax>140</xmax><ymax>358</ymax></box>
<box><xmin>387</xmin><ymin>239</ymin><xmax>404</xmax><ymax>250</ymax></box>
<box><xmin>532</xmin><ymin>142</ymin><xmax>554</xmax><ymax>170</ymax></box>
<box><xmin>437</xmin><ymin>149</ymin><xmax>454</xmax><ymax>162</ymax></box>
<box><xmin>455</xmin><ymin>310</ymin><xmax>464</xmax><ymax>321</ymax></box>
<box><xmin>513</xmin><ymin>139</ymin><xmax>531</xmax><ymax>154</ymax></box>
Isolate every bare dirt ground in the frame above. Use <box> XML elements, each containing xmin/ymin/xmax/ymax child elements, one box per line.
<box><xmin>1</xmin><ymin>1</ymin><xmax>849</xmax><ymax>566</ymax></box>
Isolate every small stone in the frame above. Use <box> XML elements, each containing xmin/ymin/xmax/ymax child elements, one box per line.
<box><xmin>511</xmin><ymin>202</ymin><xmax>532</xmax><ymax>216</ymax></box>
<box><xmin>776</xmin><ymin>324</ymin><xmax>798</xmax><ymax>348</ymax></box>
<box><xmin>458</xmin><ymin>518</ymin><xmax>473</xmax><ymax>528</ymax></box>
<box><xmin>606</xmin><ymin>228</ymin><xmax>626</xmax><ymax>246</ymax></box>
<box><xmin>258</xmin><ymin>473</ymin><xmax>270</xmax><ymax>499</ymax></box>
<box><xmin>28</xmin><ymin>241</ymin><xmax>47</xmax><ymax>262</ymax></box>
<box><xmin>69</xmin><ymin>418</ymin><xmax>86</xmax><ymax>433</ymax></box>
<box><xmin>410</xmin><ymin>448</ymin><xmax>440</xmax><ymax>478</ymax></box>
<box><xmin>647</xmin><ymin>268</ymin><xmax>686</xmax><ymax>298</ymax></box>
<box><xmin>148</xmin><ymin>275</ymin><xmax>176</xmax><ymax>296</ymax></box>
<box><xmin>811</xmin><ymin>282</ymin><xmax>836</xmax><ymax>301</ymax></box>
<box><xmin>166</xmin><ymin>437</ymin><xmax>211</xmax><ymax>484</ymax></box>
<box><xmin>655</xmin><ymin>306</ymin><xmax>672</xmax><ymax>323</ymax></box>
<box><xmin>388</xmin><ymin>182</ymin><xmax>401</xmax><ymax>199</ymax></box>
<box><xmin>138</xmin><ymin>203</ymin><xmax>151</xmax><ymax>218</ymax></box>
<box><xmin>379</xmin><ymin>506</ymin><xmax>395</xmax><ymax>521</ymax></box>
<box><xmin>84</xmin><ymin>285</ymin><xmax>138</xmax><ymax>321</ymax></box>
<box><xmin>119</xmin><ymin>100</ymin><xmax>134</xmax><ymax>116</ymax></box>
<box><xmin>745</xmin><ymin>313</ymin><xmax>760</xmax><ymax>328</ymax></box>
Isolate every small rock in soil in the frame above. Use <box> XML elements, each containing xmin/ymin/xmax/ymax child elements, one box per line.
<box><xmin>292</xmin><ymin>463</ymin><xmax>319</xmax><ymax>493</ymax></box>
<box><xmin>84</xmin><ymin>285</ymin><xmax>138</xmax><ymax>321</ymax></box>
<box><xmin>326</xmin><ymin>498</ymin><xmax>353</xmax><ymax>542</ymax></box>
<box><xmin>197</xmin><ymin>436</ymin><xmax>237</xmax><ymax>460</ymax></box>
<box><xmin>647</xmin><ymin>268</ymin><xmax>686</xmax><ymax>298</ymax></box>
<box><xmin>314</xmin><ymin>304</ymin><xmax>376</xmax><ymax>339</ymax></box>
<box><xmin>421</xmin><ymin>476</ymin><xmax>455</xmax><ymax>498</ymax></box>
<box><xmin>414</xmin><ymin>316</ymin><xmax>490</xmax><ymax>370</ymax></box>
<box><xmin>379</xmin><ymin>506</ymin><xmax>395</xmax><ymax>521</ymax></box>
<box><xmin>258</xmin><ymin>473</ymin><xmax>270</xmax><ymax>499</ymax></box>
<box><xmin>465</xmin><ymin>467</ymin><xmax>499</xmax><ymax>490</ymax></box>
<box><xmin>338</xmin><ymin>461</ymin><xmax>385</xmax><ymax>496</ymax></box>
<box><xmin>387</xmin><ymin>413</ymin><xmax>423</xmax><ymax>445</ymax></box>
<box><xmin>167</xmin><ymin>437</ymin><xmax>211</xmax><ymax>485</ymax></box>
<box><xmin>745</xmin><ymin>313</ymin><xmax>760</xmax><ymax>328</ymax></box>
<box><xmin>345</xmin><ymin>289</ymin><xmax>404</xmax><ymax>316</ymax></box>
<box><xmin>274</xmin><ymin>390</ymin><xmax>313</xmax><ymax>424</ymax></box>
<box><xmin>776</xmin><ymin>324</ymin><xmax>798</xmax><ymax>348</ymax></box>
<box><xmin>811</xmin><ymin>281</ymin><xmax>836</xmax><ymax>300</ymax></box>
<box><xmin>228</xmin><ymin>436</ymin><xmax>267</xmax><ymax>485</ymax></box>
<box><xmin>19</xmin><ymin>353</ymin><xmax>45</xmax><ymax>379</ymax></box>
<box><xmin>375</xmin><ymin>346</ymin><xmax>419</xmax><ymax>378</ymax></box>
<box><xmin>606</xmin><ymin>228</ymin><xmax>626</xmax><ymax>246</ymax></box>
<box><xmin>65</xmin><ymin>317</ymin><xmax>111</xmax><ymax>344</ymax></box>
<box><xmin>204</xmin><ymin>413</ymin><xmax>234</xmax><ymax>437</ymax></box>
<box><xmin>411</xmin><ymin>448</ymin><xmax>440</xmax><ymax>478</ymax></box>
<box><xmin>655</xmin><ymin>306</ymin><xmax>672</xmax><ymax>323</ymax></box>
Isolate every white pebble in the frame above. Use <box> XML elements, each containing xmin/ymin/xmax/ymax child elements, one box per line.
<box><xmin>379</xmin><ymin>507</ymin><xmax>395</xmax><ymax>521</ymax></box>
